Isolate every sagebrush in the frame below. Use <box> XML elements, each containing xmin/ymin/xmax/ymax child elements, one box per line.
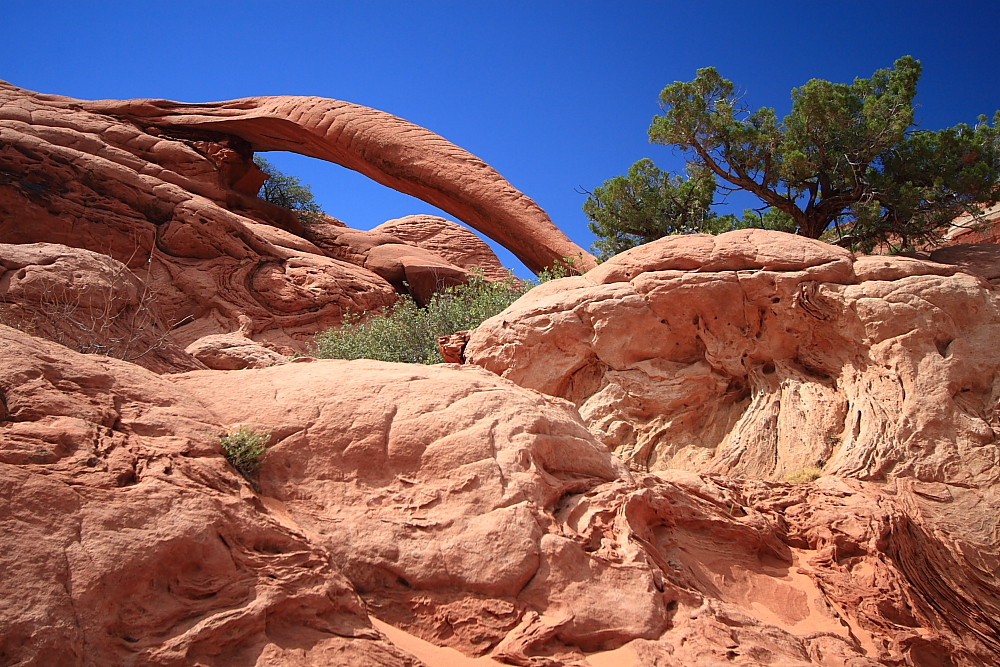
<box><xmin>310</xmin><ymin>264</ymin><xmax>575</xmax><ymax>364</ymax></box>
<box><xmin>220</xmin><ymin>427</ymin><xmax>271</xmax><ymax>478</ymax></box>
<box><xmin>783</xmin><ymin>466</ymin><xmax>824</xmax><ymax>484</ymax></box>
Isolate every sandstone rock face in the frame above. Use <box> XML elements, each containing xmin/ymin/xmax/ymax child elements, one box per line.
<box><xmin>930</xmin><ymin>242</ymin><xmax>1000</xmax><ymax>282</ymax></box>
<box><xmin>0</xmin><ymin>326</ymin><xmax>417</xmax><ymax>666</ymax></box>
<box><xmin>3</xmin><ymin>80</ymin><xmax>1000</xmax><ymax>666</ymax></box>
<box><xmin>943</xmin><ymin>201</ymin><xmax>1000</xmax><ymax>245</ymax></box>
<box><xmin>363</xmin><ymin>243</ymin><xmax>469</xmax><ymax>305</ymax></box>
<box><xmin>466</xmin><ymin>229</ymin><xmax>1000</xmax><ymax>488</ymax></box>
<box><xmin>0</xmin><ymin>81</ymin><xmax>576</xmax><ymax>364</ymax></box>
<box><xmin>0</xmin><ymin>242</ymin><xmax>203</xmax><ymax>373</ymax></box>
<box><xmin>374</xmin><ymin>215</ymin><xmax>513</xmax><ymax>281</ymax></box>
<box><xmin>78</xmin><ymin>90</ymin><xmax>596</xmax><ymax>274</ymax></box>
<box><xmin>0</xmin><ymin>81</ymin><xmax>400</xmax><ymax>358</ymax></box>
<box><xmin>4</xmin><ymin>323</ymin><xmax>998</xmax><ymax>665</ymax></box>
<box><xmin>169</xmin><ymin>360</ymin><xmax>631</xmax><ymax>656</ymax></box>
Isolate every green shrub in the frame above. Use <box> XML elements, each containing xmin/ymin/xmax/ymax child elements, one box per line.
<box><xmin>309</xmin><ymin>258</ymin><xmax>586</xmax><ymax>366</ymax></box>
<box><xmin>310</xmin><ymin>271</ymin><xmax>533</xmax><ymax>364</ymax></box>
<box><xmin>254</xmin><ymin>156</ymin><xmax>325</xmax><ymax>223</ymax></box>
<box><xmin>220</xmin><ymin>427</ymin><xmax>271</xmax><ymax>478</ymax></box>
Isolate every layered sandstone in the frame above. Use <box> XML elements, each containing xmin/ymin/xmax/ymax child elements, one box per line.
<box><xmin>2</xmin><ymin>80</ymin><xmax>999</xmax><ymax>666</ymax></box>
<box><xmin>373</xmin><ymin>215</ymin><xmax>513</xmax><ymax>282</ymax></box>
<box><xmin>0</xmin><ymin>82</ymin><xmax>399</xmax><ymax>356</ymax></box>
<box><xmin>466</xmin><ymin>230</ymin><xmax>1000</xmax><ymax>488</ymax></box>
<box><xmin>0</xmin><ymin>81</ymin><xmax>547</xmax><ymax>362</ymax></box>
<box><xmin>0</xmin><ymin>326</ymin><xmax>418</xmax><ymax>665</ymax></box>
<box><xmin>0</xmin><ymin>242</ymin><xmax>202</xmax><ymax>373</ymax></box>
<box><xmin>3</xmin><ymin>323</ymin><xmax>997</xmax><ymax>664</ymax></box>
<box><xmin>77</xmin><ymin>89</ymin><xmax>595</xmax><ymax>274</ymax></box>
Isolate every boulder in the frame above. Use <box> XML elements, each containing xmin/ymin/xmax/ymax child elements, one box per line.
<box><xmin>185</xmin><ymin>332</ymin><xmax>289</xmax><ymax>370</ymax></box>
<box><xmin>374</xmin><ymin>215</ymin><xmax>512</xmax><ymax>281</ymax></box>
<box><xmin>466</xmin><ymin>229</ymin><xmax>1000</xmax><ymax>487</ymax></box>
<box><xmin>364</xmin><ymin>243</ymin><xmax>469</xmax><ymax>305</ymax></box>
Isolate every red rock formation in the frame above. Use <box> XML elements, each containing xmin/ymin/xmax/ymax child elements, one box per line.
<box><xmin>3</xmin><ymin>323</ymin><xmax>997</xmax><ymax>664</ymax></box>
<box><xmin>942</xmin><ymin>202</ymin><xmax>1000</xmax><ymax>245</ymax></box>
<box><xmin>0</xmin><ymin>81</ymin><xmax>400</xmax><ymax>357</ymax></box>
<box><xmin>185</xmin><ymin>333</ymin><xmax>289</xmax><ymax>370</ymax></box>
<box><xmin>0</xmin><ymin>242</ymin><xmax>202</xmax><ymax>373</ymax></box>
<box><xmin>374</xmin><ymin>215</ymin><xmax>513</xmax><ymax>281</ymax></box>
<box><xmin>2</xmin><ymin>80</ymin><xmax>999</xmax><ymax>666</ymax></box>
<box><xmin>0</xmin><ymin>326</ymin><xmax>419</xmax><ymax>665</ymax></box>
<box><xmin>466</xmin><ymin>230</ymin><xmax>1000</xmax><ymax>488</ymax></box>
<box><xmin>76</xmin><ymin>89</ymin><xmax>596</xmax><ymax>274</ymax></box>
<box><xmin>0</xmin><ymin>81</ymin><xmax>573</xmax><ymax>361</ymax></box>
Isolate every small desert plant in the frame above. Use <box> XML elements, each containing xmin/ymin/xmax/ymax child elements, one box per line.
<box><xmin>219</xmin><ymin>427</ymin><xmax>271</xmax><ymax>479</ymax></box>
<box><xmin>1</xmin><ymin>245</ymin><xmax>173</xmax><ymax>363</ymax></box>
<box><xmin>310</xmin><ymin>270</ymin><xmax>535</xmax><ymax>364</ymax></box>
<box><xmin>783</xmin><ymin>466</ymin><xmax>824</xmax><ymax>483</ymax></box>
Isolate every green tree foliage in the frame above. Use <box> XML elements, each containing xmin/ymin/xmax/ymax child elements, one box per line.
<box><xmin>588</xmin><ymin>57</ymin><xmax>1000</xmax><ymax>255</ymax></box>
<box><xmin>584</xmin><ymin>159</ymin><xmax>719</xmax><ymax>259</ymax></box>
<box><xmin>583</xmin><ymin>159</ymin><xmax>796</xmax><ymax>260</ymax></box>
<box><xmin>254</xmin><ymin>156</ymin><xmax>324</xmax><ymax>220</ymax></box>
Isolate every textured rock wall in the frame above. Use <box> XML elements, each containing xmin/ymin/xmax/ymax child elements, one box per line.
<box><xmin>0</xmin><ymin>81</ymin><xmax>551</xmax><ymax>362</ymax></box>
<box><xmin>0</xmin><ymin>82</ymin><xmax>400</xmax><ymax>355</ymax></box>
<box><xmin>78</xmin><ymin>89</ymin><xmax>595</xmax><ymax>274</ymax></box>
<box><xmin>466</xmin><ymin>230</ymin><xmax>1000</xmax><ymax>488</ymax></box>
<box><xmin>2</xmin><ymin>323</ymin><xmax>997</xmax><ymax>664</ymax></box>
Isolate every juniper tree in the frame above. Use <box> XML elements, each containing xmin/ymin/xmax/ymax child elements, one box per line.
<box><xmin>587</xmin><ymin>57</ymin><xmax>1000</xmax><ymax>255</ymax></box>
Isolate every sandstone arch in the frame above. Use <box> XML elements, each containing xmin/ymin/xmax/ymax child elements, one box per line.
<box><xmin>81</xmin><ymin>94</ymin><xmax>596</xmax><ymax>274</ymax></box>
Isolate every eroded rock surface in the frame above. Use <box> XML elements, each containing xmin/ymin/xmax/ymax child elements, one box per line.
<box><xmin>0</xmin><ymin>82</ymin><xmax>401</xmax><ymax>357</ymax></box>
<box><xmin>2</xmin><ymin>80</ymin><xmax>999</xmax><ymax>666</ymax></box>
<box><xmin>466</xmin><ymin>230</ymin><xmax>1000</xmax><ymax>487</ymax></box>
<box><xmin>185</xmin><ymin>332</ymin><xmax>289</xmax><ymax>370</ymax></box>
<box><xmin>0</xmin><ymin>242</ymin><xmax>202</xmax><ymax>373</ymax></box>
<box><xmin>78</xmin><ymin>89</ymin><xmax>595</xmax><ymax>274</ymax></box>
<box><xmin>0</xmin><ymin>326</ymin><xmax>417</xmax><ymax>666</ymax></box>
<box><xmin>0</xmin><ymin>80</ymin><xmax>558</xmax><ymax>364</ymax></box>
<box><xmin>374</xmin><ymin>215</ymin><xmax>513</xmax><ymax>281</ymax></box>
<box><xmin>3</xmin><ymin>323</ymin><xmax>997</xmax><ymax>665</ymax></box>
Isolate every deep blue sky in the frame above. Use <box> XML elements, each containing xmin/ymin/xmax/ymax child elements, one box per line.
<box><xmin>3</xmin><ymin>1</ymin><xmax>998</xmax><ymax>274</ymax></box>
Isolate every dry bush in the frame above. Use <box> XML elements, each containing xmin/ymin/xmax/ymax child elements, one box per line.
<box><xmin>783</xmin><ymin>466</ymin><xmax>824</xmax><ymax>483</ymax></box>
<box><xmin>0</xmin><ymin>248</ymin><xmax>174</xmax><ymax>363</ymax></box>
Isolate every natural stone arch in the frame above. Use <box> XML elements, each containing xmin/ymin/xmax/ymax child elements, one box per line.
<box><xmin>82</xmin><ymin>94</ymin><xmax>597</xmax><ymax>274</ymax></box>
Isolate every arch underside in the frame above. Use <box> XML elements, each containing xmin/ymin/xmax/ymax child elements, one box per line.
<box><xmin>84</xmin><ymin>95</ymin><xmax>596</xmax><ymax>274</ymax></box>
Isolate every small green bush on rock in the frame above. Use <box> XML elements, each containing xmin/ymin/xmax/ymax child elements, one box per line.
<box><xmin>310</xmin><ymin>272</ymin><xmax>529</xmax><ymax>364</ymax></box>
<box><xmin>310</xmin><ymin>263</ymin><xmax>577</xmax><ymax>365</ymax></box>
<box><xmin>220</xmin><ymin>427</ymin><xmax>271</xmax><ymax>479</ymax></box>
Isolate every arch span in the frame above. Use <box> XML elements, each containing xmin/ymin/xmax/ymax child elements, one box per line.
<box><xmin>84</xmin><ymin>94</ymin><xmax>596</xmax><ymax>274</ymax></box>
